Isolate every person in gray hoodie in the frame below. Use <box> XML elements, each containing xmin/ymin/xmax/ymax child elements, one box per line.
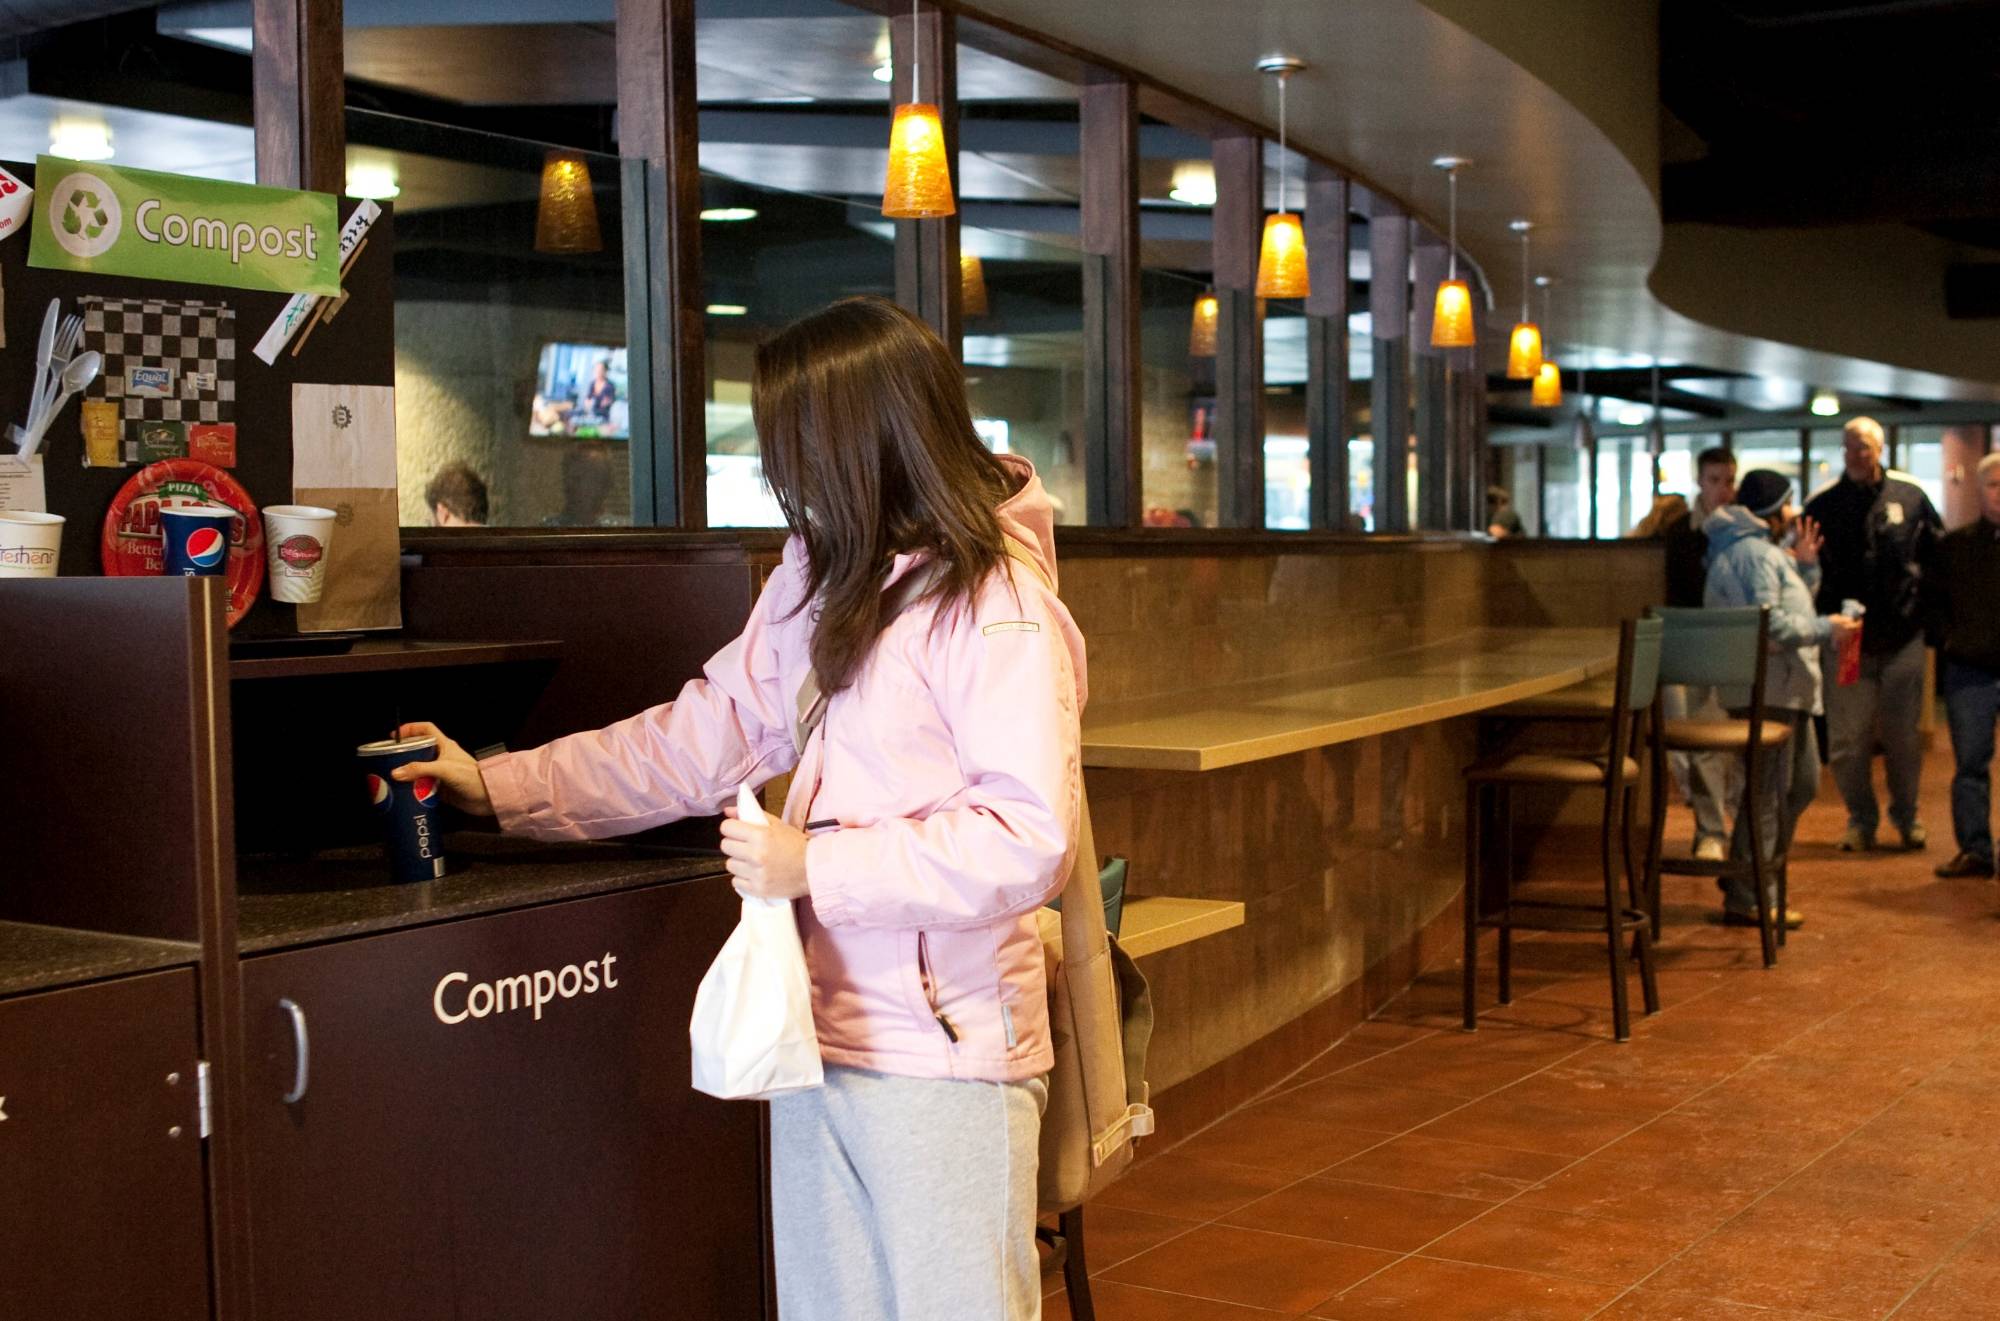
<box><xmin>1703</xmin><ymin>469</ymin><xmax>1862</xmax><ymax>927</ymax></box>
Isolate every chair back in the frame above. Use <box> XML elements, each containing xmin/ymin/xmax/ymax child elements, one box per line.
<box><xmin>1650</xmin><ymin>606</ymin><xmax>1769</xmax><ymax>692</ymax></box>
<box><xmin>1623</xmin><ymin>616</ymin><xmax>1665</xmax><ymax>713</ymax></box>
<box><xmin>1603</xmin><ymin>616</ymin><xmax>1663</xmax><ymax>777</ymax></box>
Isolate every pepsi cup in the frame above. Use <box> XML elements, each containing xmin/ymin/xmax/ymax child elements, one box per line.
<box><xmin>160</xmin><ymin>504</ymin><xmax>236</xmax><ymax>577</ymax></box>
<box><xmin>356</xmin><ymin>736</ymin><xmax>449</xmax><ymax>883</ymax></box>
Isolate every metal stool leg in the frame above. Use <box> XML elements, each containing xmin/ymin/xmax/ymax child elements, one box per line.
<box><xmin>1602</xmin><ymin>805</ymin><xmax>1632</xmax><ymax>1041</ymax></box>
<box><xmin>1497</xmin><ymin>787</ymin><xmax>1514</xmax><ymax>1006</ymax></box>
<box><xmin>1463</xmin><ymin>779</ymin><xmax>1482</xmax><ymax>1031</ymax></box>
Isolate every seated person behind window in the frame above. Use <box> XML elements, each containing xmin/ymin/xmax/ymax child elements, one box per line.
<box><xmin>1487</xmin><ymin>485</ymin><xmax>1525</xmax><ymax>537</ymax></box>
<box><xmin>425</xmin><ymin>461</ymin><xmax>489</xmax><ymax>527</ymax></box>
<box><xmin>542</xmin><ymin>442</ymin><xmax>623</xmax><ymax>527</ymax></box>
<box><xmin>578</xmin><ymin>359</ymin><xmax>617</xmax><ymax>422</ymax></box>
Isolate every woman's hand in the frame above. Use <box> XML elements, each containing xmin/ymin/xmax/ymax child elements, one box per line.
<box><xmin>719</xmin><ymin>807</ymin><xmax>810</xmax><ymax>900</ymax></box>
<box><xmin>391</xmin><ymin>721</ymin><xmax>495</xmax><ymax>816</ymax></box>
<box><xmin>1789</xmin><ymin>514</ymin><xmax>1824</xmax><ymax>567</ymax></box>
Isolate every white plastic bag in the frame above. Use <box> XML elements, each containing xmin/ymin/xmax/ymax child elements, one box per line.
<box><xmin>688</xmin><ymin>786</ymin><xmax>824</xmax><ymax>1101</ymax></box>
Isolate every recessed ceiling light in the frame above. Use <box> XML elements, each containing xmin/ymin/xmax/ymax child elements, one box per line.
<box><xmin>1810</xmin><ymin>388</ymin><xmax>1839</xmax><ymax>417</ymax></box>
<box><xmin>50</xmin><ymin>119</ymin><xmax>113</xmax><ymax>162</ymax></box>
<box><xmin>872</xmin><ymin>62</ymin><xmax>894</xmax><ymax>83</ymax></box>
<box><xmin>707</xmin><ymin>303</ymin><xmax>749</xmax><ymax>316</ymax></box>
<box><xmin>1617</xmin><ymin>405</ymin><xmax>1648</xmax><ymax>427</ymax></box>
<box><xmin>699</xmin><ymin>207</ymin><xmax>758</xmax><ymax>222</ymax></box>
<box><xmin>1169</xmin><ymin>161</ymin><xmax>1216</xmax><ymax>207</ymax></box>
<box><xmin>344</xmin><ymin>161</ymin><xmax>400</xmax><ymax>200</ymax></box>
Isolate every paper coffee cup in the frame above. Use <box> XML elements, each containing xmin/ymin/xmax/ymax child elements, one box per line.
<box><xmin>0</xmin><ymin>510</ymin><xmax>62</xmax><ymax>578</ymax></box>
<box><xmin>262</xmin><ymin>504</ymin><xmax>336</xmax><ymax>603</ymax></box>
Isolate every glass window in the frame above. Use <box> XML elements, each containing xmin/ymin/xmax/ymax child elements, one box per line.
<box><xmin>1729</xmin><ymin>429</ymin><xmax>1804</xmax><ymax>503</ymax></box>
<box><xmin>1542</xmin><ymin>442</ymin><xmax>1587</xmax><ymax>538</ymax></box>
<box><xmin>1264</xmin><ymin>293</ymin><xmax>1308</xmax><ymax>530</ymax></box>
<box><xmin>1896</xmin><ymin>425</ymin><xmax>1947</xmax><ymax>510</ymax></box>
<box><xmin>1808</xmin><ymin>427</ymin><xmax>1845</xmax><ymax>497</ymax></box>
<box><xmin>1595</xmin><ymin>437</ymin><xmax>1650</xmax><ymax>538</ymax></box>
<box><xmin>1139</xmin><ymin>118</ymin><xmax>1215</xmax><ymax>526</ymax></box>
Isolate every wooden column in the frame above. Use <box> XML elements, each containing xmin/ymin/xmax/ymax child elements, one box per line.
<box><xmin>891</xmin><ymin>4</ymin><xmax>961</xmax><ymax>357</ymax></box>
<box><xmin>1081</xmin><ymin>73</ymin><xmax>1140</xmax><ymax>527</ymax></box>
<box><xmin>1410</xmin><ymin>232</ymin><xmax>1449</xmax><ymax>531</ymax></box>
<box><xmin>1369</xmin><ymin>199</ymin><xmax>1410</xmax><ymax>533</ymax></box>
<box><xmin>617</xmin><ymin>0</ymin><xmax>707</xmax><ymax>528</ymax></box>
<box><xmin>1452</xmin><ymin>274</ymin><xmax>1488</xmax><ymax>531</ymax></box>
<box><xmin>1213</xmin><ymin>132</ymin><xmax>1264</xmax><ymax>528</ymax></box>
<box><xmin>251</xmin><ymin>0</ymin><xmax>344</xmax><ymax>191</ymax></box>
<box><xmin>1304</xmin><ymin>164</ymin><xmax>1350</xmax><ymax>531</ymax></box>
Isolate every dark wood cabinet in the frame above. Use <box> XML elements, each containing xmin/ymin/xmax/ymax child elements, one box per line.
<box><xmin>0</xmin><ymin>969</ymin><xmax>211</xmax><ymax>1321</ymax></box>
<box><xmin>236</xmin><ymin>877</ymin><xmax>764</xmax><ymax>1321</ymax></box>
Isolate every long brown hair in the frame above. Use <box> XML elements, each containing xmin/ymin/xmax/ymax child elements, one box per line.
<box><xmin>753</xmin><ymin>296</ymin><xmax>1014</xmax><ymax>695</ymax></box>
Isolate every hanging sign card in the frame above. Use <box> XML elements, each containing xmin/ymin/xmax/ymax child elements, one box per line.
<box><xmin>27</xmin><ymin>156</ymin><xmax>339</xmax><ymax>296</ymax></box>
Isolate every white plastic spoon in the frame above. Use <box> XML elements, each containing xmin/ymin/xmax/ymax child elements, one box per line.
<box><xmin>18</xmin><ymin>349</ymin><xmax>101</xmax><ymax>462</ymax></box>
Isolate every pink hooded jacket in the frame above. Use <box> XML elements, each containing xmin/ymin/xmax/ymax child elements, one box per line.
<box><xmin>481</xmin><ymin>455</ymin><xmax>1086</xmax><ymax>1083</ymax></box>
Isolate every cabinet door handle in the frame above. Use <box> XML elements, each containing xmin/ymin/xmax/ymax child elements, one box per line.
<box><xmin>278</xmin><ymin>997</ymin><xmax>309</xmax><ymax>1104</ymax></box>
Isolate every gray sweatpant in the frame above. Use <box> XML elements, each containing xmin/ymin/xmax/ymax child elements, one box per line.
<box><xmin>771</xmin><ymin>1065</ymin><xmax>1047</xmax><ymax>1321</ymax></box>
<box><xmin>1825</xmin><ymin>634</ymin><xmax>1927</xmax><ymax>836</ymax></box>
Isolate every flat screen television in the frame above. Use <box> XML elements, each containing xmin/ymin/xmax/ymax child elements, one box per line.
<box><xmin>530</xmin><ymin>342</ymin><xmax>629</xmax><ymax>440</ymax></box>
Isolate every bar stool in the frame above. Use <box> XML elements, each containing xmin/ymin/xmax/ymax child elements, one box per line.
<box><xmin>1463</xmin><ymin>617</ymin><xmax>1662</xmax><ymax>1041</ymax></box>
<box><xmin>1643</xmin><ymin>605</ymin><xmax>1788</xmax><ymax>967</ymax></box>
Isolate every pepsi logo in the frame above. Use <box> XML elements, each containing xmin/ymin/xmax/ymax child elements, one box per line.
<box><xmin>366</xmin><ymin>774</ymin><xmax>392</xmax><ymax>810</ymax></box>
<box><xmin>413</xmin><ymin>777</ymin><xmax>441</xmax><ymax>806</ymax></box>
<box><xmin>185</xmin><ymin>526</ymin><xmax>227</xmax><ymax>569</ymax></box>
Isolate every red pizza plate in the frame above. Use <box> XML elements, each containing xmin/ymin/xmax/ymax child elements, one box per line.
<box><xmin>102</xmin><ymin>458</ymin><xmax>266</xmax><ymax>627</ymax></box>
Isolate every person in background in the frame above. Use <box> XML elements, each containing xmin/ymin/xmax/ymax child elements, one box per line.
<box><xmin>1626</xmin><ymin>493</ymin><xmax>1688</xmax><ymax>539</ymax></box>
<box><xmin>425</xmin><ymin>461</ymin><xmax>489</xmax><ymax>527</ymax></box>
<box><xmin>1804</xmin><ymin>416</ymin><xmax>1942</xmax><ymax>852</ymax></box>
<box><xmin>1925</xmin><ymin>451</ymin><xmax>2000</xmax><ymax>879</ymax></box>
<box><xmin>1487</xmin><ymin>485</ymin><xmax>1526</xmax><ymax>538</ymax></box>
<box><xmin>390</xmin><ymin>298</ymin><xmax>1082</xmax><ymax>1321</ymax></box>
<box><xmin>1704</xmin><ymin>469</ymin><xmax>1861</xmax><ymax>928</ymax></box>
<box><xmin>581</xmin><ymin>358</ymin><xmax>617</xmax><ymax>420</ymax></box>
<box><xmin>1663</xmin><ymin>446</ymin><xmax>1740</xmax><ymax>861</ymax></box>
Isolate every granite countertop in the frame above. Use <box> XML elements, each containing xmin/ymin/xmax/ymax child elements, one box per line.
<box><xmin>0</xmin><ymin>923</ymin><xmax>200</xmax><ymax>999</ymax></box>
<box><xmin>1081</xmin><ymin>626</ymin><xmax>1622</xmax><ymax>771</ymax></box>
<box><xmin>236</xmin><ymin>832</ymin><xmax>728</xmax><ymax>954</ymax></box>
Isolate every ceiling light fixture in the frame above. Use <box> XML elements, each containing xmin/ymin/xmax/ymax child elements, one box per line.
<box><xmin>1506</xmin><ymin>220</ymin><xmax>1543</xmax><ymax>379</ymax></box>
<box><xmin>1169</xmin><ymin>161</ymin><xmax>1216</xmax><ymax>207</ymax></box>
<box><xmin>1188</xmin><ymin>289</ymin><xmax>1219</xmax><ymax>356</ymax></box>
<box><xmin>960</xmin><ymin>252</ymin><xmax>989</xmax><ymax>317</ymax></box>
<box><xmin>1618</xmin><ymin>404</ymin><xmax>1648</xmax><ymax>427</ymax></box>
<box><xmin>1530</xmin><ymin>275</ymin><xmax>1562</xmax><ymax>407</ymax></box>
<box><xmin>344</xmin><ymin>160</ymin><xmax>399</xmax><ymax>201</ymax></box>
<box><xmin>1430</xmin><ymin>157</ymin><xmax>1475</xmax><ymax>349</ymax></box>
<box><xmin>881</xmin><ymin>0</ymin><xmax>954</xmax><ymax>218</ymax></box>
<box><xmin>50</xmin><ymin>118</ymin><xmax>114</xmax><ymax>162</ymax></box>
<box><xmin>706</xmin><ymin>303</ymin><xmax>749</xmax><ymax>316</ymax></box>
<box><xmin>534</xmin><ymin>150</ymin><xmax>602</xmax><ymax>254</ymax></box>
<box><xmin>1253</xmin><ymin>56</ymin><xmax>1309</xmax><ymax>300</ymax></box>
<box><xmin>1810</xmin><ymin>388</ymin><xmax>1839</xmax><ymax>417</ymax></box>
<box><xmin>699</xmin><ymin>207</ymin><xmax>759</xmax><ymax>222</ymax></box>
<box><xmin>872</xmin><ymin>62</ymin><xmax>893</xmax><ymax>83</ymax></box>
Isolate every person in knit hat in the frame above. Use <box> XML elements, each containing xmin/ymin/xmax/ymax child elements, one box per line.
<box><xmin>1702</xmin><ymin>469</ymin><xmax>1862</xmax><ymax>929</ymax></box>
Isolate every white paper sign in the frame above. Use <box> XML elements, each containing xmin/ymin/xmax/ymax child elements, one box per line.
<box><xmin>0</xmin><ymin>456</ymin><xmax>47</xmax><ymax>512</ymax></box>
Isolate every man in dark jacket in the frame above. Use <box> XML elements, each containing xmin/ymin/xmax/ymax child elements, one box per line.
<box><xmin>1926</xmin><ymin>452</ymin><xmax>2000</xmax><ymax>879</ymax></box>
<box><xmin>1803</xmin><ymin>417</ymin><xmax>1942</xmax><ymax>851</ymax></box>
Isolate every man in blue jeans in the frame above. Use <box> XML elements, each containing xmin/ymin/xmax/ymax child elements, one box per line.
<box><xmin>1926</xmin><ymin>453</ymin><xmax>2000</xmax><ymax>879</ymax></box>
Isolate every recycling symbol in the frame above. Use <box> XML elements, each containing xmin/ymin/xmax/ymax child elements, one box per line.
<box><xmin>46</xmin><ymin>172</ymin><xmax>122</xmax><ymax>259</ymax></box>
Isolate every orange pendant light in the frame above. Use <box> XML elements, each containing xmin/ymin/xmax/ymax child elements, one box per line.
<box><xmin>881</xmin><ymin>0</ymin><xmax>955</xmax><ymax>219</ymax></box>
<box><xmin>534</xmin><ymin>150</ymin><xmax>602</xmax><ymax>254</ymax></box>
<box><xmin>1253</xmin><ymin>57</ymin><xmax>1309</xmax><ymax>299</ymax></box>
<box><xmin>1529</xmin><ymin>274</ymin><xmax>1562</xmax><ymax>406</ymax></box>
<box><xmin>1505</xmin><ymin>220</ymin><xmax>1542</xmax><ymax>378</ymax></box>
<box><xmin>1430</xmin><ymin>157</ymin><xmax>1476</xmax><ymax>349</ymax></box>
<box><xmin>960</xmin><ymin>252</ymin><xmax>989</xmax><ymax>317</ymax></box>
<box><xmin>1188</xmin><ymin>290</ymin><xmax>1219</xmax><ymax>356</ymax></box>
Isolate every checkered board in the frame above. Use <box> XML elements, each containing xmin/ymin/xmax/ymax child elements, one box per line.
<box><xmin>81</xmin><ymin>296</ymin><xmax>236</xmax><ymax>427</ymax></box>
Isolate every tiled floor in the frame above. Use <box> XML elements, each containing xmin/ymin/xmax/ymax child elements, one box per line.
<box><xmin>1045</xmin><ymin>741</ymin><xmax>2000</xmax><ymax>1320</ymax></box>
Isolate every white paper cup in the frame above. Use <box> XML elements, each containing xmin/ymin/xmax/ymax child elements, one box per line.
<box><xmin>262</xmin><ymin>504</ymin><xmax>336</xmax><ymax>603</ymax></box>
<box><xmin>0</xmin><ymin>510</ymin><xmax>63</xmax><ymax>578</ymax></box>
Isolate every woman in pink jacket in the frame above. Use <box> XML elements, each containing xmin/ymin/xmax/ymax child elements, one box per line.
<box><xmin>397</xmin><ymin>297</ymin><xmax>1086</xmax><ymax>1320</ymax></box>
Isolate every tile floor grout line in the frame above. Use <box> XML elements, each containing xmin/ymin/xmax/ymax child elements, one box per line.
<box><xmin>1878</xmin><ymin>1202</ymin><xmax>2000</xmax><ymax>1317</ymax></box>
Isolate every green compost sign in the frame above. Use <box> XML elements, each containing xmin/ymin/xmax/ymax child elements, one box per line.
<box><xmin>28</xmin><ymin>156</ymin><xmax>339</xmax><ymax>296</ymax></box>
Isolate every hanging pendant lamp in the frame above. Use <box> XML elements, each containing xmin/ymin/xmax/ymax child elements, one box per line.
<box><xmin>1189</xmin><ymin>289</ymin><xmax>1219</xmax><ymax>356</ymax></box>
<box><xmin>881</xmin><ymin>0</ymin><xmax>955</xmax><ymax>218</ymax></box>
<box><xmin>535</xmin><ymin>150</ymin><xmax>602</xmax><ymax>254</ymax></box>
<box><xmin>960</xmin><ymin>252</ymin><xmax>989</xmax><ymax>317</ymax></box>
<box><xmin>1430</xmin><ymin>157</ymin><xmax>1475</xmax><ymax>349</ymax></box>
<box><xmin>1530</xmin><ymin>275</ymin><xmax>1562</xmax><ymax>406</ymax></box>
<box><xmin>1254</xmin><ymin>56</ymin><xmax>1309</xmax><ymax>299</ymax></box>
<box><xmin>1505</xmin><ymin>220</ymin><xmax>1543</xmax><ymax>378</ymax></box>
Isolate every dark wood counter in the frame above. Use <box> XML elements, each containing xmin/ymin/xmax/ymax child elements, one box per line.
<box><xmin>0</xmin><ymin>923</ymin><xmax>201</xmax><ymax>998</ymax></box>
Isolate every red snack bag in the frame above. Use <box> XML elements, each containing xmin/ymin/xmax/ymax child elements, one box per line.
<box><xmin>1837</xmin><ymin>619</ymin><xmax>1863</xmax><ymax>686</ymax></box>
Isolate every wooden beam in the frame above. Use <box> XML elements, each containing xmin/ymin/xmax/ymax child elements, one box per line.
<box><xmin>617</xmin><ymin>0</ymin><xmax>707</xmax><ymax>528</ymax></box>
<box><xmin>1213</xmin><ymin>132</ymin><xmax>1263</xmax><ymax>528</ymax></box>
<box><xmin>1304</xmin><ymin>164</ymin><xmax>1349</xmax><ymax>531</ymax></box>
<box><xmin>892</xmin><ymin>4</ymin><xmax>961</xmax><ymax>357</ymax></box>
<box><xmin>1369</xmin><ymin>200</ymin><xmax>1410</xmax><ymax>533</ymax></box>
<box><xmin>1081</xmin><ymin>73</ymin><xmax>1140</xmax><ymax>528</ymax></box>
<box><xmin>251</xmin><ymin>0</ymin><xmax>344</xmax><ymax>192</ymax></box>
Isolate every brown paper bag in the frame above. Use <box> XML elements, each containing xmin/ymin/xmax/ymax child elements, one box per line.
<box><xmin>293</xmin><ymin>487</ymin><xmax>400</xmax><ymax>632</ymax></box>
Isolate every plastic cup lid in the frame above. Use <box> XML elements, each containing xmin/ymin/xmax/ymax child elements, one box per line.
<box><xmin>159</xmin><ymin>503</ymin><xmax>236</xmax><ymax>519</ymax></box>
<box><xmin>356</xmin><ymin>735</ymin><xmax>439</xmax><ymax>756</ymax></box>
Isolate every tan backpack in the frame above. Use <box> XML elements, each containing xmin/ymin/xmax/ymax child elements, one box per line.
<box><xmin>787</xmin><ymin>542</ymin><xmax>1154</xmax><ymax>1213</ymax></box>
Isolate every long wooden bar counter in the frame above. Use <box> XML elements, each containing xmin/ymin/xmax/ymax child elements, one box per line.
<box><xmin>1082</xmin><ymin>626</ymin><xmax>1622</xmax><ymax>772</ymax></box>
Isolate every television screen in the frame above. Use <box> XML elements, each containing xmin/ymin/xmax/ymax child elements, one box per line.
<box><xmin>530</xmin><ymin>342</ymin><xmax>629</xmax><ymax>440</ymax></box>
